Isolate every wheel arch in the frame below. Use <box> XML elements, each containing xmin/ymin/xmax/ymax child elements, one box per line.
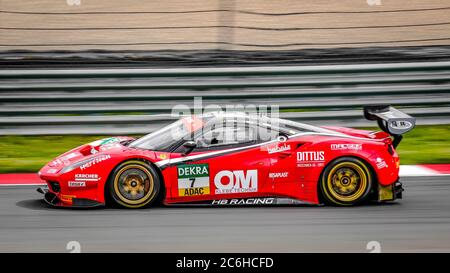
<box><xmin>316</xmin><ymin>154</ymin><xmax>378</xmax><ymax>204</ymax></box>
<box><xmin>103</xmin><ymin>157</ymin><xmax>166</xmax><ymax>206</ymax></box>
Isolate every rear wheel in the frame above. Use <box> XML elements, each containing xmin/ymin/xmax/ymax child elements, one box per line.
<box><xmin>108</xmin><ymin>160</ymin><xmax>162</xmax><ymax>209</ymax></box>
<box><xmin>320</xmin><ymin>157</ymin><xmax>373</xmax><ymax>206</ymax></box>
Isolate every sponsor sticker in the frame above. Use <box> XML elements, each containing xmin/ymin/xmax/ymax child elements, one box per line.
<box><xmin>68</xmin><ymin>181</ymin><xmax>86</xmax><ymax>187</ymax></box>
<box><xmin>46</xmin><ymin>168</ymin><xmax>58</xmax><ymax>174</ymax></box>
<box><xmin>60</xmin><ymin>194</ymin><xmax>76</xmax><ymax>203</ymax></box>
<box><xmin>212</xmin><ymin>198</ymin><xmax>275</xmax><ymax>205</ymax></box>
<box><xmin>52</xmin><ymin>158</ymin><xmax>71</xmax><ymax>166</ymax></box>
<box><xmin>390</xmin><ymin>120</ymin><xmax>413</xmax><ymax>130</ymax></box>
<box><xmin>74</xmin><ymin>174</ymin><xmax>100</xmax><ymax>182</ymax></box>
<box><xmin>269</xmin><ymin>172</ymin><xmax>288</xmax><ymax>179</ymax></box>
<box><xmin>61</xmin><ymin>152</ymin><xmax>78</xmax><ymax>160</ymax></box>
<box><xmin>266</xmin><ymin>143</ymin><xmax>291</xmax><ymax>154</ymax></box>
<box><xmin>90</xmin><ymin>137</ymin><xmax>125</xmax><ymax>147</ymax></box>
<box><xmin>330</xmin><ymin>144</ymin><xmax>362</xmax><ymax>150</ymax></box>
<box><xmin>98</xmin><ymin>143</ymin><xmax>121</xmax><ymax>152</ymax></box>
<box><xmin>177</xmin><ymin>164</ymin><xmax>210</xmax><ymax>196</ymax></box>
<box><xmin>297</xmin><ymin>151</ymin><xmax>325</xmax><ymax>168</ymax></box>
<box><xmin>79</xmin><ymin>155</ymin><xmax>111</xmax><ymax>171</ymax></box>
<box><xmin>376</xmin><ymin>157</ymin><xmax>388</xmax><ymax>169</ymax></box>
<box><xmin>214</xmin><ymin>170</ymin><xmax>258</xmax><ymax>194</ymax></box>
<box><xmin>159</xmin><ymin>153</ymin><xmax>168</xmax><ymax>160</ymax></box>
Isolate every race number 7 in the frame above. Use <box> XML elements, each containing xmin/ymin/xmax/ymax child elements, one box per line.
<box><xmin>189</xmin><ymin>178</ymin><xmax>196</xmax><ymax>188</ymax></box>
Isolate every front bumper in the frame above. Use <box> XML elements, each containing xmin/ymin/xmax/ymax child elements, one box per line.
<box><xmin>37</xmin><ymin>187</ymin><xmax>104</xmax><ymax>208</ymax></box>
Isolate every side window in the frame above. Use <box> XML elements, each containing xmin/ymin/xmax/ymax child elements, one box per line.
<box><xmin>256</xmin><ymin>125</ymin><xmax>283</xmax><ymax>143</ymax></box>
<box><xmin>195</xmin><ymin>124</ymin><xmax>256</xmax><ymax>150</ymax></box>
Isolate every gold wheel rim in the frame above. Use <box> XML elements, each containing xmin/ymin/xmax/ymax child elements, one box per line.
<box><xmin>327</xmin><ymin>162</ymin><xmax>368</xmax><ymax>202</ymax></box>
<box><xmin>113</xmin><ymin>163</ymin><xmax>155</xmax><ymax>206</ymax></box>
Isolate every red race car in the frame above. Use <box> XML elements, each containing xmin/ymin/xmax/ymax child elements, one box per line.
<box><xmin>38</xmin><ymin>105</ymin><xmax>415</xmax><ymax>208</ymax></box>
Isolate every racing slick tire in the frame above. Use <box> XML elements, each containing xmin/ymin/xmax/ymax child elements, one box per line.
<box><xmin>319</xmin><ymin>157</ymin><xmax>373</xmax><ymax>206</ymax></box>
<box><xmin>107</xmin><ymin>160</ymin><xmax>162</xmax><ymax>209</ymax></box>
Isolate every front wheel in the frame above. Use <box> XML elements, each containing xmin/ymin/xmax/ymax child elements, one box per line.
<box><xmin>107</xmin><ymin>160</ymin><xmax>162</xmax><ymax>209</ymax></box>
<box><xmin>319</xmin><ymin>157</ymin><xmax>373</xmax><ymax>206</ymax></box>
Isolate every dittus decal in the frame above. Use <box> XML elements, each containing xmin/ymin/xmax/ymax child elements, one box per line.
<box><xmin>297</xmin><ymin>151</ymin><xmax>325</xmax><ymax>168</ymax></box>
<box><xmin>177</xmin><ymin>164</ymin><xmax>210</xmax><ymax>196</ymax></box>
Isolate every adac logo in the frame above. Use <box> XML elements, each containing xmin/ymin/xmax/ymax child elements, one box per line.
<box><xmin>177</xmin><ymin>164</ymin><xmax>210</xmax><ymax>196</ymax></box>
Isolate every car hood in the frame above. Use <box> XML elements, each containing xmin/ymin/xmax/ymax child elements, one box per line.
<box><xmin>42</xmin><ymin>136</ymin><xmax>136</xmax><ymax>172</ymax></box>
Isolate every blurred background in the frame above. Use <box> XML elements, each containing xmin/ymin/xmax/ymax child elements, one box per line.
<box><xmin>2</xmin><ymin>0</ymin><xmax>450</xmax><ymax>51</ymax></box>
<box><xmin>0</xmin><ymin>0</ymin><xmax>449</xmax><ymax>173</ymax></box>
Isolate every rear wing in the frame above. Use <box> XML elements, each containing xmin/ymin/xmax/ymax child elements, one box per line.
<box><xmin>364</xmin><ymin>105</ymin><xmax>415</xmax><ymax>148</ymax></box>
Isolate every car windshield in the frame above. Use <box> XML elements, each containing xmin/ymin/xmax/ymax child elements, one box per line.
<box><xmin>129</xmin><ymin>116</ymin><xmax>205</xmax><ymax>151</ymax></box>
<box><xmin>129</xmin><ymin>112</ymin><xmax>340</xmax><ymax>151</ymax></box>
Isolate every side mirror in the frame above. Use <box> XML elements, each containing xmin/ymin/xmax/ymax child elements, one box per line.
<box><xmin>182</xmin><ymin>141</ymin><xmax>197</xmax><ymax>156</ymax></box>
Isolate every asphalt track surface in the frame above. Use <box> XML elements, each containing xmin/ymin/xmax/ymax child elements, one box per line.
<box><xmin>0</xmin><ymin>176</ymin><xmax>449</xmax><ymax>253</ymax></box>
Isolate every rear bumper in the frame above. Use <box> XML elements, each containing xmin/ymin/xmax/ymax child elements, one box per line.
<box><xmin>37</xmin><ymin>187</ymin><xmax>104</xmax><ymax>208</ymax></box>
<box><xmin>378</xmin><ymin>180</ymin><xmax>404</xmax><ymax>202</ymax></box>
<box><xmin>394</xmin><ymin>181</ymin><xmax>404</xmax><ymax>199</ymax></box>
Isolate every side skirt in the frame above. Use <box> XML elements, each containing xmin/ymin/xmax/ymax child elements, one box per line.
<box><xmin>165</xmin><ymin>197</ymin><xmax>319</xmax><ymax>207</ymax></box>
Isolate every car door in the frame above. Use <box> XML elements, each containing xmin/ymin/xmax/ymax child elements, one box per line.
<box><xmin>167</xmin><ymin>121</ymin><xmax>271</xmax><ymax>203</ymax></box>
<box><xmin>263</xmin><ymin>134</ymin><xmax>306</xmax><ymax>199</ymax></box>
<box><xmin>265</xmin><ymin>133</ymin><xmax>324</xmax><ymax>203</ymax></box>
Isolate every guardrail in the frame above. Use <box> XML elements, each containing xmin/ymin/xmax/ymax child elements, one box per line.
<box><xmin>0</xmin><ymin>61</ymin><xmax>449</xmax><ymax>135</ymax></box>
<box><xmin>2</xmin><ymin>61</ymin><xmax>450</xmax><ymax>78</ymax></box>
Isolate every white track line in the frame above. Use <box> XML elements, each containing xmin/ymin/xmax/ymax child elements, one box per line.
<box><xmin>399</xmin><ymin>165</ymin><xmax>445</xmax><ymax>177</ymax></box>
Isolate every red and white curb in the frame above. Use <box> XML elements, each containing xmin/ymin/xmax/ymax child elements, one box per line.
<box><xmin>0</xmin><ymin>164</ymin><xmax>449</xmax><ymax>186</ymax></box>
<box><xmin>0</xmin><ymin>173</ymin><xmax>45</xmax><ymax>186</ymax></box>
<box><xmin>399</xmin><ymin>164</ymin><xmax>450</xmax><ymax>177</ymax></box>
